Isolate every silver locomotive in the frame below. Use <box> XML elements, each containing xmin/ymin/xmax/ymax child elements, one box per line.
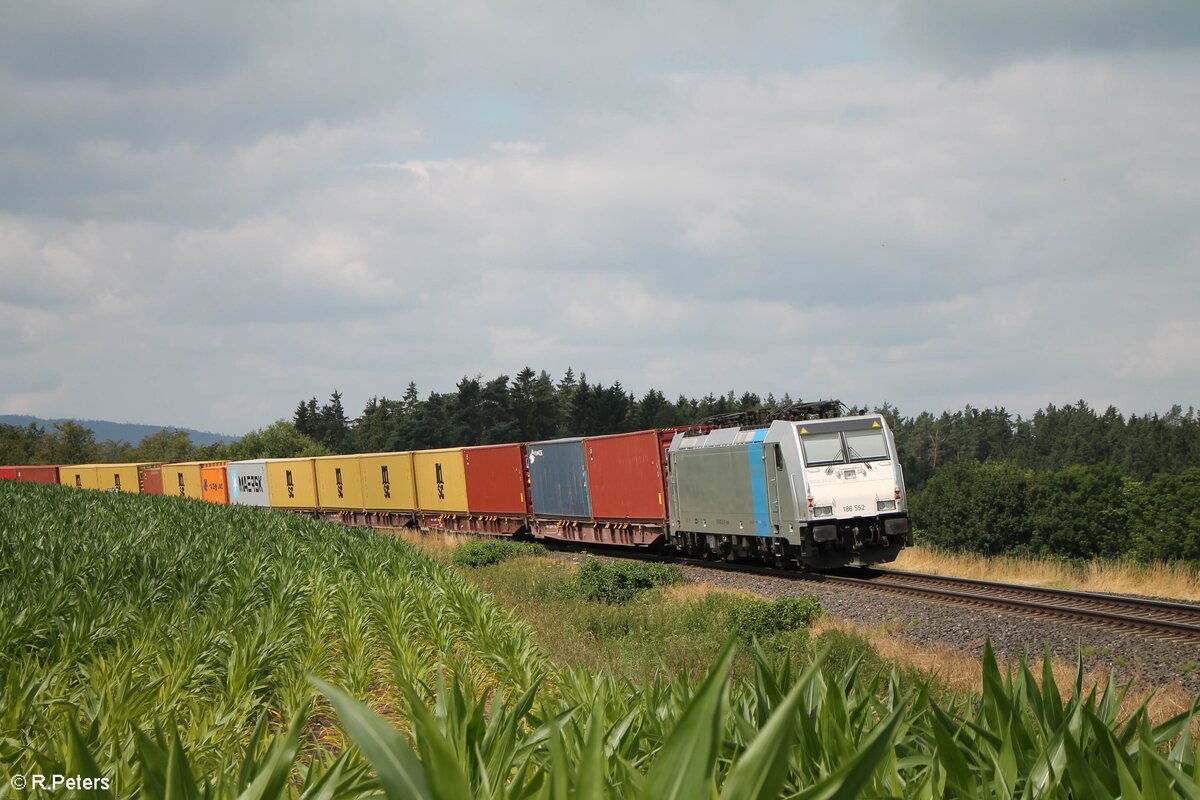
<box><xmin>666</xmin><ymin>404</ymin><xmax>911</xmax><ymax>569</ymax></box>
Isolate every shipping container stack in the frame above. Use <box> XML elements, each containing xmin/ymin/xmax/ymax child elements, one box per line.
<box><xmin>526</xmin><ymin>429</ymin><xmax>679</xmax><ymax>547</ymax></box>
<box><xmin>1</xmin><ymin>465</ymin><xmax>62</xmax><ymax>483</ymax></box>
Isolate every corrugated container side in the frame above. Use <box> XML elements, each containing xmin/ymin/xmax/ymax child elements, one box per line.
<box><xmin>227</xmin><ymin>460</ymin><xmax>271</xmax><ymax>507</ymax></box>
<box><xmin>266</xmin><ymin>458</ymin><xmax>319</xmax><ymax>508</ymax></box>
<box><xmin>413</xmin><ymin>449</ymin><xmax>469</xmax><ymax>513</ymax></box>
<box><xmin>314</xmin><ymin>455</ymin><xmax>365</xmax><ymax>510</ymax></box>
<box><xmin>463</xmin><ymin>443</ymin><xmax>527</xmax><ymax>515</ymax></box>
<box><xmin>95</xmin><ymin>464</ymin><xmax>149</xmax><ymax>493</ymax></box>
<box><xmin>61</xmin><ymin>466</ymin><xmax>99</xmax><ymax>490</ymax></box>
<box><xmin>360</xmin><ymin>453</ymin><xmax>417</xmax><ymax>510</ymax></box>
<box><xmin>585</xmin><ymin>430</ymin><xmax>671</xmax><ymax>521</ymax></box>
<box><xmin>160</xmin><ymin>461</ymin><xmax>228</xmax><ymax>499</ymax></box>
<box><xmin>202</xmin><ymin>466</ymin><xmax>229</xmax><ymax>503</ymax></box>
<box><xmin>161</xmin><ymin>463</ymin><xmax>200</xmax><ymax>498</ymax></box>
<box><xmin>0</xmin><ymin>467</ymin><xmax>16</xmax><ymax>481</ymax></box>
<box><xmin>528</xmin><ymin>438</ymin><xmax>591</xmax><ymax>518</ymax></box>
<box><xmin>141</xmin><ymin>468</ymin><xmax>164</xmax><ymax>495</ymax></box>
<box><xmin>15</xmin><ymin>466</ymin><xmax>59</xmax><ymax>484</ymax></box>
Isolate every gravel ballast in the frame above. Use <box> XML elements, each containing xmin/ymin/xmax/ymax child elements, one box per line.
<box><xmin>549</xmin><ymin>550</ymin><xmax>1200</xmax><ymax>695</ymax></box>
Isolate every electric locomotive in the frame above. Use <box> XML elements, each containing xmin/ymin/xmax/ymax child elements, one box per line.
<box><xmin>666</xmin><ymin>402</ymin><xmax>911</xmax><ymax>569</ymax></box>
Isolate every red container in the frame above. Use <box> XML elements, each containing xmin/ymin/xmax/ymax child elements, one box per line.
<box><xmin>0</xmin><ymin>467</ymin><xmax>16</xmax><ymax>481</ymax></box>
<box><xmin>584</xmin><ymin>430</ymin><xmax>675</xmax><ymax>522</ymax></box>
<box><xmin>463</xmin><ymin>443</ymin><xmax>529</xmax><ymax>515</ymax></box>
<box><xmin>14</xmin><ymin>465</ymin><xmax>59</xmax><ymax>484</ymax></box>
<box><xmin>141</xmin><ymin>467</ymin><xmax>164</xmax><ymax>495</ymax></box>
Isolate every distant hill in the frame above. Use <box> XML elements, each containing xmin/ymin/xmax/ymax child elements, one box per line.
<box><xmin>0</xmin><ymin>415</ymin><xmax>239</xmax><ymax>447</ymax></box>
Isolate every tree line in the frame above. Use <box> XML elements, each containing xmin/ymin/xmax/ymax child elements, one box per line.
<box><xmin>0</xmin><ymin>419</ymin><xmax>330</xmax><ymax>466</ymax></box>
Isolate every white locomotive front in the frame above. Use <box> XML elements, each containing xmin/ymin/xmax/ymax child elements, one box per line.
<box><xmin>794</xmin><ymin>415</ymin><xmax>911</xmax><ymax>565</ymax></box>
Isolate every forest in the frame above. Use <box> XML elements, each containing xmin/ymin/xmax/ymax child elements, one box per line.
<box><xmin>3</xmin><ymin>367</ymin><xmax>1197</xmax><ymax>562</ymax></box>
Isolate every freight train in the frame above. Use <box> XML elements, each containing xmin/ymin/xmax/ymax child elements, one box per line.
<box><xmin>3</xmin><ymin>404</ymin><xmax>911</xmax><ymax>569</ymax></box>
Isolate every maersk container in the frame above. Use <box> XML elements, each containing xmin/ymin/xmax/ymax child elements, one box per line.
<box><xmin>314</xmin><ymin>455</ymin><xmax>364</xmax><ymax>511</ymax></box>
<box><xmin>360</xmin><ymin>452</ymin><xmax>417</xmax><ymax>511</ymax></box>
<box><xmin>414</xmin><ymin>448</ymin><xmax>468</xmax><ymax>513</ymax></box>
<box><xmin>227</xmin><ymin>460</ymin><xmax>271</xmax><ymax>507</ymax></box>
<box><xmin>584</xmin><ymin>430</ymin><xmax>673</xmax><ymax>522</ymax></box>
<box><xmin>527</xmin><ymin>438</ymin><xmax>591</xmax><ymax>519</ymax></box>
<box><xmin>266</xmin><ymin>458</ymin><xmax>318</xmax><ymax>509</ymax></box>
<box><xmin>141</xmin><ymin>467</ymin><xmax>164</xmax><ymax>495</ymax></box>
<box><xmin>202</xmin><ymin>465</ymin><xmax>229</xmax><ymax>503</ymax></box>
<box><xmin>463</xmin><ymin>443</ymin><xmax>527</xmax><ymax>515</ymax></box>
<box><xmin>14</xmin><ymin>465</ymin><xmax>59</xmax><ymax>484</ymax></box>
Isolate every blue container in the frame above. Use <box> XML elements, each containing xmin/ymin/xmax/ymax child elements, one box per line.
<box><xmin>527</xmin><ymin>437</ymin><xmax>591</xmax><ymax>518</ymax></box>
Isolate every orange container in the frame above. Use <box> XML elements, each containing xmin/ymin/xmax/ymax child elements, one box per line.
<box><xmin>202</xmin><ymin>465</ymin><xmax>229</xmax><ymax>503</ymax></box>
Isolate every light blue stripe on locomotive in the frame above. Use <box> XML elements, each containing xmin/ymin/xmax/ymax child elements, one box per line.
<box><xmin>747</xmin><ymin>429</ymin><xmax>771</xmax><ymax>536</ymax></box>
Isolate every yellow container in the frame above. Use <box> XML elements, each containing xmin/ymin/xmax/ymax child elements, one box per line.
<box><xmin>413</xmin><ymin>448</ymin><xmax>469</xmax><ymax>513</ymax></box>
<box><xmin>60</xmin><ymin>465</ymin><xmax>99</xmax><ymax>490</ymax></box>
<box><xmin>314</xmin><ymin>455</ymin><xmax>364</xmax><ymax>510</ymax></box>
<box><xmin>160</xmin><ymin>461</ymin><xmax>227</xmax><ymax>499</ymax></box>
<box><xmin>360</xmin><ymin>452</ymin><xmax>417</xmax><ymax>511</ymax></box>
<box><xmin>95</xmin><ymin>463</ymin><xmax>157</xmax><ymax>493</ymax></box>
<box><xmin>265</xmin><ymin>458</ymin><xmax>318</xmax><ymax>509</ymax></box>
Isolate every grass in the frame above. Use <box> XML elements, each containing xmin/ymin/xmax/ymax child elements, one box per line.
<box><xmin>458</xmin><ymin>556</ymin><xmax>803</xmax><ymax>680</ymax></box>
<box><xmin>0</xmin><ymin>481</ymin><xmax>545</xmax><ymax>792</ymax></box>
<box><xmin>894</xmin><ymin>544</ymin><xmax>1200</xmax><ymax>601</ymax></box>
<box><xmin>812</xmin><ymin>616</ymin><xmax>1200</xmax><ymax>730</ymax></box>
<box><xmin>5</xmin><ymin>481</ymin><xmax>1199</xmax><ymax>798</ymax></box>
<box><xmin>450</xmin><ymin>539</ymin><xmax>546</xmax><ymax>567</ymax></box>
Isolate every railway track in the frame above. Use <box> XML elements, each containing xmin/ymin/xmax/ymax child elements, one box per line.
<box><xmin>824</xmin><ymin>568</ymin><xmax>1200</xmax><ymax>644</ymax></box>
<box><xmin>553</xmin><ymin>545</ymin><xmax>1200</xmax><ymax>644</ymax></box>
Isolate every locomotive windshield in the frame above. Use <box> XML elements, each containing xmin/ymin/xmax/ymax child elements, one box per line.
<box><xmin>800</xmin><ymin>432</ymin><xmax>845</xmax><ymax>465</ymax></box>
<box><xmin>844</xmin><ymin>429</ymin><xmax>889</xmax><ymax>461</ymax></box>
<box><xmin>801</xmin><ymin>428</ymin><xmax>889</xmax><ymax>465</ymax></box>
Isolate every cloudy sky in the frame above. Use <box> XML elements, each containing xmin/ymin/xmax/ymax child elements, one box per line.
<box><xmin>2</xmin><ymin>1</ymin><xmax>1198</xmax><ymax>435</ymax></box>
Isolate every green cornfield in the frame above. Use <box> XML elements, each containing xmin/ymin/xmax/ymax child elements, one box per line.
<box><xmin>1</xmin><ymin>480</ymin><xmax>1197</xmax><ymax>798</ymax></box>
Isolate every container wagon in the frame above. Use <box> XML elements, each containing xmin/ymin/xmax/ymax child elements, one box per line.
<box><xmin>160</xmin><ymin>461</ymin><xmax>228</xmax><ymax>500</ymax></box>
<box><xmin>314</xmin><ymin>454</ymin><xmax>365</xmax><ymax>523</ymax></box>
<box><xmin>0</xmin><ymin>466</ymin><xmax>61</xmax><ymax>483</ymax></box>
<box><xmin>460</xmin><ymin>442</ymin><xmax>529</xmax><ymax>534</ymax></box>
<box><xmin>359</xmin><ymin>452</ymin><xmax>419</xmax><ymax>529</ymax></box>
<box><xmin>227</xmin><ymin>460</ymin><xmax>271</xmax><ymax>507</ymax></box>
<box><xmin>413</xmin><ymin>448</ymin><xmax>469</xmax><ymax>530</ymax></box>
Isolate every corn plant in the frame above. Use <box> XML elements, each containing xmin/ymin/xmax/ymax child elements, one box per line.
<box><xmin>2</xmin><ymin>481</ymin><xmax>1198</xmax><ymax>798</ymax></box>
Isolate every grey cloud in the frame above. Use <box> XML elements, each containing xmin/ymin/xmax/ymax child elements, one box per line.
<box><xmin>887</xmin><ymin>0</ymin><xmax>1200</xmax><ymax>69</ymax></box>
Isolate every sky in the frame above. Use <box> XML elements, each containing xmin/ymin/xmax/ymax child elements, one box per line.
<box><xmin>1</xmin><ymin>1</ymin><xmax>1198</xmax><ymax>435</ymax></box>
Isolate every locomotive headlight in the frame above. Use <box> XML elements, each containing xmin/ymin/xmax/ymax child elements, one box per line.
<box><xmin>812</xmin><ymin>505</ymin><xmax>834</xmax><ymax>518</ymax></box>
<box><xmin>877</xmin><ymin>499</ymin><xmax>897</xmax><ymax>512</ymax></box>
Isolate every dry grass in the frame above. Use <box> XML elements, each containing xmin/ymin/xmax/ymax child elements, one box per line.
<box><xmin>894</xmin><ymin>545</ymin><xmax>1200</xmax><ymax>602</ymax></box>
<box><xmin>382</xmin><ymin>528</ymin><xmax>466</xmax><ymax>561</ymax></box>
<box><xmin>814</xmin><ymin>616</ymin><xmax>1199</xmax><ymax>728</ymax></box>
<box><xmin>661</xmin><ymin>581</ymin><xmax>757</xmax><ymax>602</ymax></box>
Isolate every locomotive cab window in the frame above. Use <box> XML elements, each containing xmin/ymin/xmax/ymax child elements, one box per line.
<box><xmin>844</xmin><ymin>429</ymin><xmax>889</xmax><ymax>462</ymax></box>
<box><xmin>800</xmin><ymin>432</ymin><xmax>845</xmax><ymax>465</ymax></box>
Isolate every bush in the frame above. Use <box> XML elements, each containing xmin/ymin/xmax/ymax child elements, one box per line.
<box><xmin>727</xmin><ymin>595</ymin><xmax>821</xmax><ymax>640</ymax></box>
<box><xmin>575</xmin><ymin>557</ymin><xmax>683</xmax><ymax>604</ymax></box>
<box><xmin>451</xmin><ymin>539</ymin><xmax>546</xmax><ymax>567</ymax></box>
